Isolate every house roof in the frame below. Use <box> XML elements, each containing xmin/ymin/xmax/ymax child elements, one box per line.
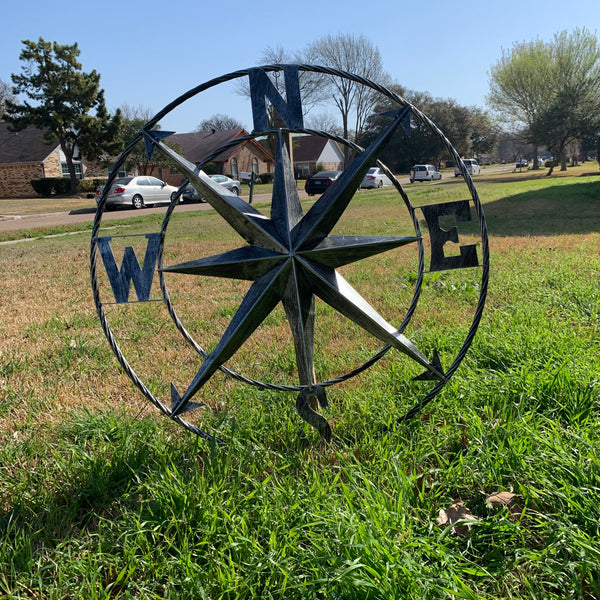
<box><xmin>292</xmin><ymin>135</ymin><xmax>335</xmax><ymax>162</ymax></box>
<box><xmin>0</xmin><ymin>122</ymin><xmax>57</xmax><ymax>165</ymax></box>
<box><xmin>169</xmin><ymin>128</ymin><xmax>274</xmax><ymax>164</ymax></box>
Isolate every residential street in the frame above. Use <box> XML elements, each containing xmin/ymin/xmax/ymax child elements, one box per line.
<box><xmin>0</xmin><ymin>166</ymin><xmax>514</xmax><ymax>235</ymax></box>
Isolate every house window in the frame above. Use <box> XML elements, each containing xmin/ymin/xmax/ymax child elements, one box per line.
<box><xmin>108</xmin><ymin>166</ymin><xmax>128</xmax><ymax>178</ymax></box>
<box><xmin>231</xmin><ymin>158</ymin><xmax>238</xmax><ymax>179</ymax></box>
<box><xmin>252</xmin><ymin>158</ymin><xmax>259</xmax><ymax>175</ymax></box>
<box><xmin>61</xmin><ymin>162</ymin><xmax>83</xmax><ymax>179</ymax></box>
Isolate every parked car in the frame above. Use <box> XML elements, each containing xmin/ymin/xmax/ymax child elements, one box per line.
<box><xmin>360</xmin><ymin>167</ymin><xmax>392</xmax><ymax>189</ymax></box>
<box><xmin>304</xmin><ymin>170</ymin><xmax>343</xmax><ymax>196</ymax></box>
<box><xmin>516</xmin><ymin>159</ymin><xmax>528</xmax><ymax>168</ymax></box>
<box><xmin>183</xmin><ymin>174</ymin><xmax>242</xmax><ymax>202</ymax></box>
<box><xmin>454</xmin><ymin>158</ymin><xmax>480</xmax><ymax>177</ymax></box>
<box><xmin>96</xmin><ymin>176</ymin><xmax>180</xmax><ymax>209</ymax></box>
<box><xmin>409</xmin><ymin>164</ymin><xmax>442</xmax><ymax>182</ymax></box>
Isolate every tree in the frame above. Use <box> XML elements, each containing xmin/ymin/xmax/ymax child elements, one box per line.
<box><xmin>305</xmin><ymin>111</ymin><xmax>344</xmax><ymax>137</ymax></box>
<box><xmin>116</xmin><ymin>103</ymin><xmax>155</xmax><ymax>175</ymax></box>
<box><xmin>359</xmin><ymin>85</ymin><xmax>498</xmax><ymax>172</ymax></box>
<box><xmin>487</xmin><ymin>37</ymin><xmax>552</xmax><ymax>169</ymax></box>
<box><xmin>469</xmin><ymin>107</ymin><xmax>499</xmax><ymax>159</ymax></box>
<box><xmin>496</xmin><ymin>127</ymin><xmax>530</xmax><ymax>163</ymax></box>
<box><xmin>0</xmin><ymin>77</ymin><xmax>15</xmax><ymax>120</ymax></box>
<box><xmin>4</xmin><ymin>38</ymin><xmax>122</xmax><ymax>193</ymax></box>
<box><xmin>238</xmin><ymin>45</ymin><xmax>328</xmax><ymax>120</ymax></box>
<box><xmin>530</xmin><ymin>29</ymin><xmax>600</xmax><ymax>174</ymax></box>
<box><xmin>116</xmin><ymin>103</ymin><xmax>183</xmax><ymax>177</ymax></box>
<box><xmin>305</xmin><ymin>34</ymin><xmax>388</xmax><ymax>163</ymax></box>
<box><xmin>196</xmin><ymin>113</ymin><xmax>243</xmax><ymax>131</ymax></box>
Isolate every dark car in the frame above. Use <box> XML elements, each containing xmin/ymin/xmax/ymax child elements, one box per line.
<box><xmin>304</xmin><ymin>170</ymin><xmax>342</xmax><ymax>196</ymax></box>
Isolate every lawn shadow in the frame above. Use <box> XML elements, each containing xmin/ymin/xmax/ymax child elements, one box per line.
<box><xmin>482</xmin><ymin>179</ymin><xmax>600</xmax><ymax>237</ymax></box>
<box><xmin>0</xmin><ymin>412</ymin><xmax>205</xmax><ymax>571</ymax></box>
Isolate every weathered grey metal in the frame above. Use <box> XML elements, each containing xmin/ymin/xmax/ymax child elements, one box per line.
<box><xmin>96</xmin><ymin>233</ymin><xmax>161</xmax><ymax>303</ymax></box>
<box><xmin>249</xmin><ymin>66</ymin><xmax>304</xmax><ymax>132</ymax></box>
<box><xmin>420</xmin><ymin>201</ymin><xmax>479</xmax><ymax>272</ymax></box>
<box><xmin>90</xmin><ymin>64</ymin><xmax>489</xmax><ymax>443</ymax></box>
<box><xmin>152</xmin><ymin>123</ymin><xmax>444</xmax><ymax>421</ymax></box>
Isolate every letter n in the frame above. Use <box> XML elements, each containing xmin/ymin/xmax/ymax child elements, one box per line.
<box><xmin>96</xmin><ymin>233</ymin><xmax>161</xmax><ymax>303</ymax></box>
<box><xmin>249</xmin><ymin>66</ymin><xmax>304</xmax><ymax>132</ymax></box>
<box><xmin>420</xmin><ymin>201</ymin><xmax>479</xmax><ymax>272</ymax></box>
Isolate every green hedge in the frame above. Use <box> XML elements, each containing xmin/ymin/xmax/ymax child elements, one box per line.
<box><xmin>30</xmin><ymin>178</ymin><xmax>72</xmax><ymax>196</ymax></box>
<box><xmin>76</xmin><ymin>178</ymin><xmax>108</xmax><ymax>193</ymax></box>
<box><xmin>30</xmin><ymin>177</ymin><xmax>109</xmax><ymax>196</ymax></box>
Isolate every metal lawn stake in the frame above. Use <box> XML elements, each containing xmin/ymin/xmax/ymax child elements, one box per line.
<box><xmin>90</xmin><ymin>65</ymin><xmax>489</xmax><ymax>444</ymax></box>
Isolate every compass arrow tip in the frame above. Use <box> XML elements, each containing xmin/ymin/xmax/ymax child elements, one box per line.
<box><xmin>170</xmin><ymin>383</ymin><xmax>204</xmax><ymax>417</ymax></box>
<box><xmin>413</xmin><ymin>349</ymin><xmax>445</xmax><ymax>382</ymax></box>
<box><xmin>376</xmin><ymin>107</ymin><xmax>411</xmax><ymax>136</ymax></box>
<box><xmin>144</xmin><ymin>130</ymin><xmax>176</xmax><ymax>161</ymax></box>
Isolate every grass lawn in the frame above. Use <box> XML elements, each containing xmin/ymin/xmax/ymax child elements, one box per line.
<box><xmin>1</xmin><ymin>166</ymin><xmax>600</xmax><ymax>598</ymax></box>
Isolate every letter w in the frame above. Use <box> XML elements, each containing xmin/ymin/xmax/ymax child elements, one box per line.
<box><xmin>96</xmin><ymin>233</ymin><xmax>161</xmax><ymax>303</ymax></box>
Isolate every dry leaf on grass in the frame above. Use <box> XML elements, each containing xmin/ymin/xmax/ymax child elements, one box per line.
<box><xmin>484</xmin><ymin>490</ymin><xmax>523</xmax><ymax>516</ymax></box>
<box><xmin>437</xmin><ymin>501</ymin><xmax>480</xmax><ymax>537</ymax></box>
<box><xmin>485</xmin><ymin>491</ymin><xmax>517</xmax><ymax>507</ymax></box>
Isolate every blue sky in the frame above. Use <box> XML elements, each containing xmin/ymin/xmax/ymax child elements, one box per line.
<box><xmin>1</xmin><ymin>0</ymin><xmax>599</xmax><ymax>133</ymax></box>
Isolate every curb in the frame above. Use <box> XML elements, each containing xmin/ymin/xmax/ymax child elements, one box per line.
<box><xmin>0</xmin><ymin>211</ymin><xmax>68</xmax><ymax>222</ymax></box>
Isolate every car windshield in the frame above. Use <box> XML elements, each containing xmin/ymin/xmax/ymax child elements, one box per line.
<box><xmin>366</xmin><ymin>168</ymin><xmax>377</xmax><ymax>174</ymax></box>
<box><xmin>115</xmin><ymin>177</ymin><xmax>133</xmax><ymax>185</ymax></box>
<box><xmin>314</xmin><ymin>171</ymin><xmax>339</xmax><ymax>178</ymax></box>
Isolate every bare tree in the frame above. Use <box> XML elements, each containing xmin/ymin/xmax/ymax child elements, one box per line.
<box><xmin>305</xmin><ymin>111</ymin><xmax>344</xmax><ymax>137</ymax></box>
<box><xmin>120</xmin><ymin>102</ymin><xmax>154</xmax><ymax>122</ymax></box>
<box><xmin>305</xmin><ymin>34</ymin><xmax>388</xmax><ymax>162</ymax></box>
<box><xmin>196</xmin><ymin>113</ymin><xmax>243</xmax><ymax>131</ymax></box>
<box><xmin>117</xmin><ymin>103</ymin><xmax>182</xmax><ymax>176</ymax></box>
<box><xmin>0</xmin><ymin>76</ymin><xmax>15</xmax><ymax>120</ymax></box>
<box><xmin>237</xmin><ymin>45</ymin><xmax>328</xmax><ymax>122</ymax></box>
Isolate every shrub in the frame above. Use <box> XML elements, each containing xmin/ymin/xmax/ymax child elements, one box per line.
<box><xmin>545</xmin><ymin>160</ymin><xmax>554</xmax><ymax>168</ymax></box>
<box><xmin>77</xmin><ymin>178</ymin><xmax>107</xmax><ymax>193</ymax></box>
<box><xmin>259</xmin><ymin>172</ymin><xmax>273</xmax><ymax>184</ymax></box>
<box><xmin>30</xmin><ymin>178</ymin><xmax>71</xmax><ymax>196</ymax></box>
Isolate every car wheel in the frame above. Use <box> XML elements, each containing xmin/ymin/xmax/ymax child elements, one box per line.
<box><xmin>377</xmin><ymin>180</ymin><xmax>383</xmax><ymax>188</ymax></box>
<box><xmin>171</xmin><ymin>191</ymin><xmax>183</xmax><ymax>204</ymax></box>
<box><xmin>231</xmin><ymin>186</ymin><xmax>240</xmax><ymax>196</ymax></box>
<box><xmin>132</xmin><ymin>194</ymin><xmax>144</xmax><ymax>209</ymax></box>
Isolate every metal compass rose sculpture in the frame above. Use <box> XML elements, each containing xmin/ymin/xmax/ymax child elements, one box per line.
<box><xmin>91</xmin><ymin>65</ymin><xmax>489</xmax><ymax>443</ymax></box>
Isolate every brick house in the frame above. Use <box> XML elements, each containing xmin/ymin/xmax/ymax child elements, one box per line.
<box><xmin>0</xmin><ymin>122</ymin><xmax>107</xmax><ymax>197</ymax></box>
<box><xmin>163</xmin><ymin>128</ymin><xmax>274</xmax><ymax>186</ymax></box>
<box><xmin>292</xmin><ymin>135</ymin><xmax>345</xmax><ymax>179</ymax></box>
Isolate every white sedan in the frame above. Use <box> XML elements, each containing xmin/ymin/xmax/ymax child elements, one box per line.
<box><xmin>96</xmin><ymin>176</ymin><xmax>180</xmax><ymax>209</ymax></box>
<box><xmin>360</xmin><ymin>167</ymin><xmax>392</xmax><ymax>189</ymax></box>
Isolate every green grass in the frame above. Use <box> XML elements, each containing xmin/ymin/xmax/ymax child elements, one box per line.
<box><xmin>1</xmin><ymin>170</ymin><xmax>600</xmax><ymax>598</ymax></box>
